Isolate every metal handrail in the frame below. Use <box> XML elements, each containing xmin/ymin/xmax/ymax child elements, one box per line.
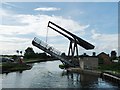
<box><xmin>33</xmin><ymin>37</ymin><xmax>62</xmax><ymax>56</ymax></box>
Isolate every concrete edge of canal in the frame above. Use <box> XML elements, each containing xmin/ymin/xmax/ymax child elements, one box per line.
<box><xmin>67</xmin><ymin>68</ymin><xmax>101</xmax><ymax>76</ymax></box>
<box><xmin>67</xmin><ymin>68</ymin><xmax>120</xmax><ymax>84</ymax></box>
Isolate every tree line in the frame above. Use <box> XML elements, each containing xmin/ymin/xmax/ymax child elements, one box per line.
<box><xmin>10</xmin><ymin>47</ymin><xmax>50</xmax><ymax>60</ymax></box>
<box><xmin>24</xmin><ymin>47</ymin><xmax>49</xmax><ymax>59</ymax></box>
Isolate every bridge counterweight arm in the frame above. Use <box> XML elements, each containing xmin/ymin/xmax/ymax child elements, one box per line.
<box><xmin>48</xmin><ymin>21</ymin><xmax>95</xmax><ymax>50</ymax></box>
<box><xmin>48</xmin><ymin>25</ymin><xmax>73</xmax><ymax>41</ymax></box>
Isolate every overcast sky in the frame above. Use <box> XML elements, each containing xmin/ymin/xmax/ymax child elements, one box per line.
<box><xmin>0</xmin><ymin>2</ymin><xmax>118</xmax><ymax>56</ymax></box>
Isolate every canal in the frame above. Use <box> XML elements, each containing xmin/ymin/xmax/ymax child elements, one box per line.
<box><xmin>1</xmin><ymin>60</ymin><xmax>119</xmax><ymax>89</ymax></box>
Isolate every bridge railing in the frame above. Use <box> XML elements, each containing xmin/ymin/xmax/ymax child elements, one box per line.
<box><xmin>33</xmin><ymin>37</ymin><xmax>62</xmax><ymax>56</ymax></box>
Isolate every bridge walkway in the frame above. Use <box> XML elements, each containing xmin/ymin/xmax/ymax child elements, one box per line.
<box><xmin>32</xmin><ymin>37</ymin><xmax>76</xmax><ymax>67</ymax></box>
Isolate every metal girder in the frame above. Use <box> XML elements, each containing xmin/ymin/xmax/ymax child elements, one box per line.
<box><xmin>47</xmin><ymin>21</ymin><xmax>95</xmax><ymax>67</ymax></box>
<box><xmin>68</xmin><ymin>41</ymin><xmax>78</xmax><ymax>57</ymax></box>
<box><xmin>48</xmin><ymin>21</ymin><xmax>95</xmax><ymax>50</ymax></box>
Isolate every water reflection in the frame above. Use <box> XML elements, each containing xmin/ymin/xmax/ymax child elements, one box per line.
<box><xmin>2</xmin><ymin>60</ymin><xmax>119</xmax><ymax>88</ymax></box>
<box><xmin>62</xmin><ymin>71</ymin><xmax>98</xmax><ymax>88</ymax></box>
<box><xmin>62</xmin><ymin>71</ymin><xmax>119</xmax><ymax>88</ymax></box>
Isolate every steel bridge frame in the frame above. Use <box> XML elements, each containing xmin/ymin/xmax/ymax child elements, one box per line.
<box><xmin>47</xmin><ymin>21</ymin><xmax>94</xmax><ymax>63</ymax></box>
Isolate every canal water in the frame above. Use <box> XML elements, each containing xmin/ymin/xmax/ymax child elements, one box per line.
<box><xmin>1</xmin><ymin>60</ymin><xmax>119</xmax><ymax>88</ymax></box>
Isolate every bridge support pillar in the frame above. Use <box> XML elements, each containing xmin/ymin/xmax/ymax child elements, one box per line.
<box><xmin>68</xmin><ymin>40</ymin><xmax>79</xmax><ymax>66</ymax></box>
<box><xmin>68</xmin><ymin>40</ymin><xmax>78</xmax><ymax>57</ymax></box>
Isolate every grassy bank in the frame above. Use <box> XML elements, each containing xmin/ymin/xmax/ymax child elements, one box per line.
<box><xmin>98</xmin><ymin>63</ymin><xmax>120</xmax><ymax>74</ymax></box>
<box><xmin>1</xmin><ymin>58</ymin><xmax>59</xmax><ymax>74</ymax></box>
<box><xmin>2</xmin><ymin>62</ymin><xmax>32</xmax><ymax>73</ymax></box>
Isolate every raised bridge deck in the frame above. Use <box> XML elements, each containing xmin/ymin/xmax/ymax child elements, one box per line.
<box><xmin>32</xmin><ymin>37</ymin><xmax>76</xmax><ymax>67</ymax></box>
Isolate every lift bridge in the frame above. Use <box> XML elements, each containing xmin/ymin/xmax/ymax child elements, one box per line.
<box><xmin>32</xmin><ymin>21</ymin><xmax>95</xmax><ymax>67</ymax></box>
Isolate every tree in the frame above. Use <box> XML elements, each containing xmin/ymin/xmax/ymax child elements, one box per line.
<box><xmin>92</xmin><ymin>52</ymin><xmax>96</xmax><ymax>56</ymax></box>
<box><xmin>16</xmin><ymin>50</ymin><xmax>19</xmax><ymax>55</ymax></box>
<box><xmin>39</xmin><ymin>53</ymin><xmax>47</xmax><ymax>58</ymax></box>
<box><xmin>24</xmin><ymin>47</ymin><xmax>35</xmax><ymax>59</ymax></box>
<box><xmin>111</xmin><ymin>50</ymin><xmax>117</xmax><ymax>60</ymax></box>
<box><xmin>20</xmin><ymin>51</ymin><xmax>22</xmax><ymax>56</ymax></box>
<box><xmin>12</xmin><ymin>55</ymin><xmax>18</xmax><ymax>61</ymax></box>
<box><xmin>118</xmin><ymin>56</ymin><xmax>120</xmax><ymax>62</ymax></box>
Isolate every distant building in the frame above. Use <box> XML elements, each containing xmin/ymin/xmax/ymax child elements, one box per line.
<box><xmin>97</xmin><ymin>52</ymin><xmax>111</xmax><ymax>65</ymax></box>
<box><xmin>79</xmin><ymin>56</ymin><xmax>98</xmax><ymax>70</ymax></box>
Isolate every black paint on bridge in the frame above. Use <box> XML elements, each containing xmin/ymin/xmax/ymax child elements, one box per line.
<box><xmin>32</xmin><ymin>21</ymin><xmax>95</xmax><ymax>67</ymax></box>
<box><xmin>32</xmin><ymin>37</ymin><xmax>75</xmax><ymax>67</ymax></box>
<box><xmin>48</xmin><ymin>21</ymin><xmax>94</xmax><ymax>50</ymax></box>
